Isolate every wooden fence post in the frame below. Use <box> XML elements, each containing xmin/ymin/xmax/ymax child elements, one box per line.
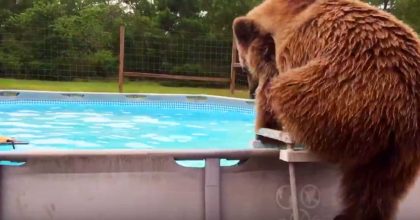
<box><xmin>118</xmin><ymin>25</ymin><xmax>125</xmax><ymax>93</ymax></box>
<box><xmin>230</xmin><ymin>38</ymin><xmax>238</xmax><ymax>95</ymax></box>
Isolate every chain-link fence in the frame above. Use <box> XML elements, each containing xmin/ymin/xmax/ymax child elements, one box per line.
<box><xmin>0</xmin><ymin>27</ymin><xmax>117</xmax><ymax>81</ymax></box>
<box><xmin>0</xmin><ymin>26</ymin><xmax>250</xmax><ymax>90</ymax></box>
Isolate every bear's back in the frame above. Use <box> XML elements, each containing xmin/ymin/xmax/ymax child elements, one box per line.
<box><xmin>281</xmin><ymin>0</ymin><xmax>420</xmax><ymax>75</ymax></box>
<box><xmin>272</xmin><ymin>0</ymin><xmax>420</xmax><ymax>164</ymax></box>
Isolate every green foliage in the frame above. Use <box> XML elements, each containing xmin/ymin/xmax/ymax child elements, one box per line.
<box><xmin>201</xmin><ymin>0</ymin><xmax>260</xmax><ymax>37</ymax></box>
<box><xmin>172</xmin><ymin>63</ymin><xmax>203</xmax><ymax>74</ymax></box>
<box><xmin>88</xmin><ymin>50</ymin><xmax>118</xmax><ymax>77</ymax></box>
<box><xmin>364</xmin><ymin>0</ymin><xmax>420</xmax><ymax>33</ymax></box>
<box><xmin>0</xmin><ymin>0</ymin><xmax>419</xmax><ymax>81</ymax></box>
<box><xmin>393</xmin><ymin>0</ymin><xmax>420</xmax><ymax>33</ymax></box>
<box><xmin>0</xmin><ymin>50</ymin><xmax>22</xmax><ymax>72</ymax></box>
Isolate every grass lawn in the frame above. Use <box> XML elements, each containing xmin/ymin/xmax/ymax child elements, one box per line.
<box><xmin>0</xmin><ymin>78</ymin><xmax>250</xmax><ymax>98</ymax></box>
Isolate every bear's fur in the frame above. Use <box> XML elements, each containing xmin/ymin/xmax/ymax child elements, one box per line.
<box><xmin>233</xmin><ymin>0</ymin><xmax>420</xmax><ymax>219</ymax></box>
<box><xmin>239</xmin><ymin>33</ymin><xmax>280</xmax><ymax>131</ymax></box>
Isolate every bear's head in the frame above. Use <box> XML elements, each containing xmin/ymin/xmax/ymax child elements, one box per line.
<box><xmin>232</xmin><ymin>0</ymin><xmax>317</xmax><ymax>76</ymax></box>
<box><xmin>232</xmin><ymin>17</ymin><xmax>276</xmax><ymax>79</ymax></box>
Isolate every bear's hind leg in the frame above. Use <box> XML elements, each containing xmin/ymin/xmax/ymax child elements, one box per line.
<box><xmin>335</xmin><ymin>149</ymin><xmax>420</xmax><ymax>220</ymax></box>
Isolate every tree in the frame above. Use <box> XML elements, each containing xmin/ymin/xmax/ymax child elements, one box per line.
<box><xmin>393</xmin><ymin>0</ymin><xmax>420</xmax><ymax>33</ymax></box>
<box><xmin>365</xmin><ymin>0</ymin><xmax>397</xmax><ymax>11</ymax></box>
<box><xmin>0</xmin><ymin>0</ymin><xmax>419</xmax><ymax>82</ymax></box>
<box><xmin>364</xmin><ymin>0</ymin><xmax>420</xmax><ymax>33</ymax></box>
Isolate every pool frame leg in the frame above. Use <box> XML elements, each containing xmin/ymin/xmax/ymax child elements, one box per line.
<box><xmin>205</xmin><ymin>158</ymin><xmax>221</xmax><ymax>220</ymax></box>
<box><xmin>289</xmin><ymin>162</ymin><xmax>300</xmax><ymax>220</ymax></box>
<box><xmin>287</xmin><ymin>144</ymin><xmax>300</xmax><ymax>220</ymax></box>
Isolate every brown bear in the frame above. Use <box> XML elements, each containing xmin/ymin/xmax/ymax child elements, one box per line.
<box><xmin>233</xmin><ymin>0</ymin><xmax>420</xmax><ymax>219</ymax></box>
<box><xmin>240</xmin><ymin>33</ymin><xmax>280</xmax><ymax>132</ymax></box>
<box><xmin>238</xmin><ymin>33</ymin><xmax>283</xmax><ymax>144</ymax></box>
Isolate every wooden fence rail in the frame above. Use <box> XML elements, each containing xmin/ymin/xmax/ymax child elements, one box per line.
<box><xmin>118</xmin><ymin>25</ymin><xmax>240</xmax><ymax>94</ymax></box>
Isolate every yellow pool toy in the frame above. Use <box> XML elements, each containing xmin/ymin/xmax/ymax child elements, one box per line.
<box><xmin>0</xmin><ymin>137</ymin><xmax>28</xmax><ymax>149</ymax></box>
<box><xmin>0</xmin><ymin>137</ymin><xmax>14</xmax><ymax>143</ymax></box>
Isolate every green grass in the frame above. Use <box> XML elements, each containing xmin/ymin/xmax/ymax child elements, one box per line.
<box><xmin>0</xmin><ymin>78</ymin><xmax>250</xmax><ymax>98</ymax></box>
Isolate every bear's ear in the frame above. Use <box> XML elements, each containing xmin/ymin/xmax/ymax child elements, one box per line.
<box><xmin>262</xmin><ymin>35</ymin><xmax>275</xmax><ymax>62</ymax></box>
<box><xmin>233</xmin><ymin>16</ymin><xmax>260</xmax><ymax>49</ymax></box>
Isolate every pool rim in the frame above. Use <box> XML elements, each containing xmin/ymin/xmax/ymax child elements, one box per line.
<box><xmin>0</xmin><ymin>148</ymin><xmax>279</xmax><ymax>161</ymax></box>
<box><xmin>0</xmin><ymin>89</ymin><xmax>255</xmax><ymax>102</ymax></box>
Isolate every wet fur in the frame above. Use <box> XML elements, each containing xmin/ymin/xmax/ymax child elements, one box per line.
<box><xmin>252</xmin><ymin>37</ymin><xmax>280</xmax><ymax>131</ymax></box>
<box><xmin>233</xmin><ymin>0</ymin><xmax>420</xmax><ymax>219</ymax></box>
<box><xmin>234</xmin><ymin>31</ymin><xmax>281</xmax><ymax>131</ymax></box>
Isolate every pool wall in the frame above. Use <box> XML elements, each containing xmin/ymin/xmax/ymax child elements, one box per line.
<box><xmin>0</xmin><ymin>91</ymin><xmax>419</xmax><ymax>220</ymax></box>
<box><xmin>0</xmin><ymin>150</ymin><xmax>338</xmax><ymax>220</ymax></box>
<box><xmin>0</xmin><ymin>150</ymin><xmax>418</xmax><ymax>220</ymax></box>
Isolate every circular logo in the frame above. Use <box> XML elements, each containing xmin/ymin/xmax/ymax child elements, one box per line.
<box><xmin>276</xmin><ymin>185</ymin><xmax>292</xmax><ymax>210</ymax></box>
<box><xmin>300</xmin><ymin>184</ymin><xmax>321</xmax><ymax>209</ymax></box>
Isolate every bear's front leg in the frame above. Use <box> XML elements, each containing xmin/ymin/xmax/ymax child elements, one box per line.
<box><xmin>255</xmin><ymin>78</ymin><xmax>271</xmax><ymax>133</ymax></box>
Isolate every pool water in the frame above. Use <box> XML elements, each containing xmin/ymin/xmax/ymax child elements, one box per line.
<box><xmin>0</xmin><ymin>100</ymin><xmax>256</xmax><ymax>167</ymax></box>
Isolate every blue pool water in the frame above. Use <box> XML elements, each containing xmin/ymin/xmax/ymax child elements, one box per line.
<box><xmin>0</xmin><ymin>100</ymin><xmax>255</xmax><ymax>167</ymax></box>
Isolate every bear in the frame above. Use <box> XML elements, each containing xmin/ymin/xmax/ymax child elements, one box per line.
<box><xmin>232</xmin><ymin>0</ymin><xmax>420</xmax><ymax>219</ymax></box>
<box><xmin>239</xmin><ymin>33</ymin><xmax>280</xmax><ymax>132</ymax></box>
<box><xmin>247</xmin><ymin>71</ymin><xmax>258</xmax><ymax>99</ymax></box>
<box><xmin>236</xmin><ymin>33</ymin><xmax>283</xmax><ymax>144</ymax></box>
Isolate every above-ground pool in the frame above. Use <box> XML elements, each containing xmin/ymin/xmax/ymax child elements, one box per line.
<box><xmin>0</xmin><ymin>91</ymin><xmax>256</xmax><ymax>167</ymax></box>
<box><xmin>0</xmin><ymin>91</ymin><xmax>419</xmax><ymax>220</ymax></box>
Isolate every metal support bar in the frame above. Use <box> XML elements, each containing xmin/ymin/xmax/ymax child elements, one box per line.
<box><xmin>205</xmin><ymin>158</ymin><xmax>221</xmax><ymax>220</ymax></box>
<box><xmin>287</xmin><ymin>144</ymin><xmax>300</xmax><ymax>220</ymax></box>
<box><xmin>289</xmin><ymin>162</ymin><xmax>300</xmax><ymax>220</ymax></box>
<box><xmin>118</xmin><ymin>25</ymin><xmax>125</xmax><ymax>93</ymax></box>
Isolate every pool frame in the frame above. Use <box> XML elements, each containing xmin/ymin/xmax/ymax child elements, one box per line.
<box><xmin>0</xmin><ymin>90</ymin><xmax>419</xmax><ymax>220</ymax></box>
<box><xmin>0</xmin><ymin>90</ymin><xmax>255</xmax><ymax>109</ymax></box>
